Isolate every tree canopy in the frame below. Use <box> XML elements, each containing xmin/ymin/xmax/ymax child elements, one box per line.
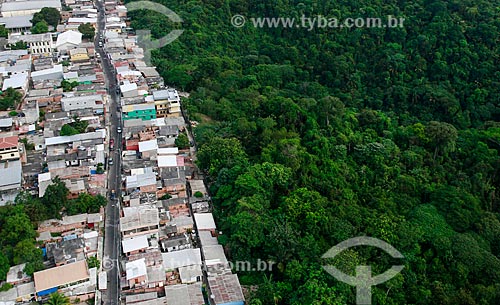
<box><xmin>32</xmin><ymin>7</ymin><xmax>61</xmax><ymax>28</ymax></box>
<box><xmin>98</xmin><ymin>0</ymin><xmax>500</xmax><ymax>303</ymax></box>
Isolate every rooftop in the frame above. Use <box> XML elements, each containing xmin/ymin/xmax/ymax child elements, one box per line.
<box><xmin>122</xmin><ymin>235</ymin><xmax>150</xmax><ymax>254</ymax></box>
<box><xmin>162</xmin><ymin>248</ymin><xmax>202</xmax><ymax>270</ymax></box>
<box><xmin>208</xmin><ymin>274</ymin><xmax>245</xmax><ymax>305</ymax></box>
<box><xmin>194</xmin><ymin>213</ymin><xmax>216</xmax><ymax>231</ymax></box>
<box><xmin>164</xmin><ymin>283</ymin><xmax>204</xmax><ymax>305</ymax></box>
<box><xmin>33</xmin><ymin>260</ymin><xmax>89</xmax><ymax>293</ymax></box>
<box><xmin>1</xmin><ymin>0</ymin><xmax>61</xmax><ymax>13</ymax></box>
<box><xmin>126</xmin><ymin>258</ymin><xmax>148</xmax><ymax>280</ymax></box>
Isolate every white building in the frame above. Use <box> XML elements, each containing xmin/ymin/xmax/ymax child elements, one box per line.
<box><xmin>56</xmin><ymin>30</ymin><xmax>83</xmax><ymax>51</ymax></box>
<box><xmin>61</xmin><ymin>94</ymin><xmax>104</xmax><ymax>112</ymax></box>
<box><xmin>8</xmin><ymin>33</ymin><xmax>54</xmax><ymax>55</ymax></box>
<box><xmin>1</xmin><ymin>0</ymin><xmax>61</xmax><ymax>17</ymax></box>
<box><xmin>31</xmin><ymin>64</ymin><xmax>64</xmax><ymax>81</ymax></box>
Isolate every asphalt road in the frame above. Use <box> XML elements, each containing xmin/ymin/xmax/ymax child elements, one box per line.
<box><xmin>95</xmin><ymin>1</ymin><xmax>122</xmax><ymax>304</ymax></box>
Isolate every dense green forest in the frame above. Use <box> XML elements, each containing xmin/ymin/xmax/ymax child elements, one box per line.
<box><xmin>128</xmin><ymin>0</ymin><xmax>500</xmax><ymax>304</ymax></box>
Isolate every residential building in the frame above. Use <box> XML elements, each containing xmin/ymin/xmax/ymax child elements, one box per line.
<box><xmin>122</xmin><ymin>103</ymin><xmax>156</xmax><ymax>121</ymax></box>
<box><xmin>0</xmin><ymin>135</ymin><xmax>20</xmax><ymax>161</ymax></box>
<box><xmin>164</xmin><ymin>283</ymin><xmax>205</xmax><ymax>305</ymax></box>
<box><xmin>8</xmin><ymin>33</ymin><xmax>54</xmax><ymax>55</ymax></box>
<box><xmin>61</xmin><ymin>94</ymin><xmax>104</xmax><ymax>112</ymax></box>
<box><xmin>207</xmin><ymin>274</ymin><xmax>245</xmax><ymax>305</ymax></box>
<box><xmin>56</xmin><ymin>30</ymin><xmax>83</xmax><ymax>51</ymax></box>
<box><xmin>69</xmin><ymin>48</ymin><xmax>89</xmax><ymax>62</ymax></box>
<box><xmin>33</xmin><ymin>260</ymin><xmax>90</xmax><ymax>298</ymax></box>
<box><xmin>152</xmin><ymin>89</ymin><xmax>181</xmax><ymax>118</ymax></box>
<box><xmin>120</xmin><ymin>206</ymin><xmax>160</xmax><ymax>238</ymax></box>
<box><xmin>126</xmin><ymin>258</ymin><xmax>148</xmax><ymax>289</ymax></box>
<box><xmin>31</xmin><ymin>64</ymin><xmax>64</xmax><ymax>82</ymax></box>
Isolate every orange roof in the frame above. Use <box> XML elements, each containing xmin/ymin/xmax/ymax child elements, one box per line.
<box><xmin>0</xmin><ymin>135</ymin><xmax>18</xmax><ymax>149</ymax></box>
<box><xmin>34</xmin><ymin>260</ymin><xmax>89</xmax><ymax>292</ymax></box>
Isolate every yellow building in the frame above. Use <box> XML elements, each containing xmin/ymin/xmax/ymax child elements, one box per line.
<box><xmin>153</xmin><ymin>89</ymin><xmax>181</xmax><ymax>118</ymax></box>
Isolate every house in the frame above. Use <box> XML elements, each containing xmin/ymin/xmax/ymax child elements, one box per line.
<box><xmin>207</xmin><ymin>274</ymin><xmax>245</xmax><ymax>305</ymax></box>
<box><xmin>31</xmin><ymin>64</ymin><xmax>64</xmax><ymax>82</ymax></box>
<box><xmin>125</xmin><ymin>171</ymin><xmax>156</xmax><ymax>193</ymax></box>
<box><xmin>122</xmin><ymin>103</ymin><xmax>156</xmax><ymax>121</ymax></box>
<box><xmin>0</xmin><ymin>159</ymin><xmax>22</xmax><ymax>204</ymax></box>
<box><xmin>120</xmin><ymin>206</ymin><xmax>160</xmax><ymax>238</ymax></box>
<box><xmin>164</xmin><ymin>283</ymin><xmax>205</xmax><ymax>305</ymax></box>
<box><xmin>193</xmin><ymin>213</ymin><xmax>216</xmax><ymax>233</ymax></box>
<box><xmin>69</xmin><ymin>48</ymin><xmax>89</xmax><ymax>62</ymax></box>
<box><xmin>0</xmin><ymin>0</ymin><xmax>61</xmax><ymax>17</ymax></box>
<box><xmin>33</xmin><ymin>260</ymin><xmax>89</xmax><ymax>298</ymax></box>
<box><xmin>126</xmin><ymin>258</ymin><xmax>148</xmax><ymax>289</ymax></box>
<box><xmin>157</xmin><ymin>155</ymin><xmax>184</xmax><ymax>168</ymax></box>
<box><xmin>46</xmin><ymin>237</ymin><xmax>86</xmax><ymax>266</ymax></box>
<box><xmin>162</xmin><ymin>248</ymin><xmax>202</xmax><ymax>271</ymax></box>
<box><xmin>122</xmin><ymin>235</ymin><xmax>150</xmax><ymax>256</ymax></box>
<box><xmin>0</xmin><ymin>135</ymin><xmax>20</xmax><ymax>161</ymax></box>
<box><xmin>8</xmin><ymin>33</ymin><xmax>54</xmax><ymax>55</ymax></box>
<box><xmin>6</xmin><ymin>263</ymin><xmax>30</xmax><ymax>285</ymax></box>
<box><xmin>152</xmin><ymin>89</ymin><xmax>181</xmax><ymax>118</ymax></box>
<box><xmin>2</xmin><ymin>72</ymin><xmax>29</xmax><ymax>92</ymax></box>
<box><xmin>61</xmin><ymin>94</ymin><xmax>104</xmax><ymax>112</ymax></box>
<box><xmin>178</xmin><ymin>264</ymin><xmax>203</xmax><ymax>285</ymax></box>
<box><xmin>37</xmin><ymin>213</ymin><xmax>102</xmax><ymax>234</ymax></box>
<box><xmin>56</xmin><ymin>30</ymin><xmax>83</xmax><ymax>52</ymax></box>
<box><xmin>201</xmin><ymin>244</ymin><xmax>230</xmax><ymax>275</ymax></box>
<box><xmin>120</xmin><ymin>82</ymin><xmax>138</xmax><ymax>98</ymax></box>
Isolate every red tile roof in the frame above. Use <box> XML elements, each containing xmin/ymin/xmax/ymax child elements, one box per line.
<box><xmin>0</xmin><ymin>136</ymin><xmax>18</xmax><ymax>149</ymax></box>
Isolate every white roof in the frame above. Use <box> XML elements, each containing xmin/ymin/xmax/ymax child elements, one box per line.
<box><xmin>45</xmin><ymin>130</ymin><xmax>105</xmax><ymax>146</ymax></box>
<box><xmin>56</xmin><ymin>30</ymin><xmax>82</xmax><ymax>48</ymax></box>
<box><xmin>157</xmin><ymin>147</ymin><xmax>178</xmax><ymax>155</ymax></box>
<box><xmin>120</xmin><ymin>82</ymin><xmax>137</xmax><ymax>93</ymax></box>
<box><xmin>0</xmin><ymin>159</ymin><xmax>22</xmax><ymax>188</ymax></box>
<box><xmin>0</xmin><ymin>117</ymin><xmax>13</xmax><ymax>128</ymax></box>
<box><xmin>0</xmin><ymin>15</ymin><xmax>32</xmax><ymax>29</ymax></box>
<box><xmin>1</xmin><ymin>0</ymin><xmax>61</xmax><ymax>13</ymax></box>
<box><xmin>162</xmin><ymin>248</ymin><xmax>202</xmax><ymax>270</ymax></box>
<box><xmin>68</xmin><ymin>17</ymin><xmax>97</xmax><ymax>24</ymax></box>
<box><xmin>2</xmin><ymin>72</ymin><xmax>27</xmax><ymax>90</ymax></box>
<box><xmin>126</xmin><ymin>258</ymin><xmax>147</xmax><ymax>280</ymax></box>
<box><xmin>31</xmin><ymin>64</ymin><xmax>63</xmax><ymax>79</ymax></box>
<box><xmin>157</xmin><ymin>155</ymin><xmax>177</xmax><ymax>167</ymax></box>
<box><xmin>83</xmin><ymin>231</ymin><xmax>98</xmax><ymax>239</ymax></box>
<box><xmin>202</xmin><ymin>245</ymin><xmax>228</xmax><ymax>266</ymax></box>
<box><xmin>126</xmin><ymin>172</ymin><xmax>156</xmax><ymax>189</ymax></box>
<box><xmin>122</xmin><ymin>235</ymin><xmax>149</xmax><ymax>253</ymax></box>
<box><xmin>64</xmin><ymin>71</ymin><xmax>79</xmax><ymax>79</ymax></box>
<box><xmin>138</xmin><ymin>139</ymin><xmax>158</xmax><ymax>152</ymax></box>
<box><xmin>38</xmin><ymin>172</ymin><xmax>51</xmax><ymax>182</ymax></box>
<box><xmin>194</xmin><ymin>213</ymin><xmax>216</xmax><ymax>231</ymax></box>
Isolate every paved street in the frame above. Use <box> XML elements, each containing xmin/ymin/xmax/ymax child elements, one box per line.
<box><xmin>95</xmin><ymin>1</ymin><xmax>122</xmax><ymax>304</ymax></box>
